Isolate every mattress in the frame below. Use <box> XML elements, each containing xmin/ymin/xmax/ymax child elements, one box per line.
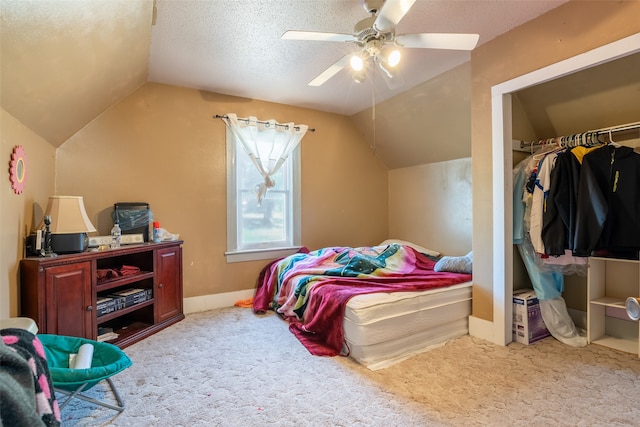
<box><xmin>343</xmin><ymin>282</ymin><xmax>472</xmax><ymax>370</ymax></box>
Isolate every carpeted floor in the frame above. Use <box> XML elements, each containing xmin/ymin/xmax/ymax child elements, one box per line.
<box><xmin>60</xmin><ymin>307</ymin><xmax>640</xmax><ymax>426</ymax></box>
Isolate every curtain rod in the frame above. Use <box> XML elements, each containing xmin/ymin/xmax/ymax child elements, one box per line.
<box><xmin>517</xmin><ymin>121</ymin><xmax>640</xmax><ymax>150</ymax></box>
<box><xmin>214</xmin><ymin>114</ymin><xmax>315</xmax><ymax>132</ymax></box>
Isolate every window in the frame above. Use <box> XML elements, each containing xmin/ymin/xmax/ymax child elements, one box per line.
<box><xmin>225</xmin><ymin>127</ymin><xmax>301</xmax><ymax>263</ymax></box>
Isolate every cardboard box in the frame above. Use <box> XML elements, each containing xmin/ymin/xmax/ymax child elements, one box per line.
<box><xmin>512</xmin><ymin>289</ymin><xmax>550</xmax><ymax>344</ymax></box>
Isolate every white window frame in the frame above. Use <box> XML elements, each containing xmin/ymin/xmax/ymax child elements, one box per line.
<box><xmin>225</xmin><ymin>127</ymin><xmax>302</xmax><ymax>263</ymax></box>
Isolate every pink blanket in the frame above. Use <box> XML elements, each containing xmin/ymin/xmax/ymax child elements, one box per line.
<box><xmin>253</xmin><ymin>244</ymin><xmax>472</xmax><ymax>356</ymax></box>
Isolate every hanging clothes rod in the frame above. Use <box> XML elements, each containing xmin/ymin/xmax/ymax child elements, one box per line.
<box><xmin>516</xmin><ymin>121</ymin><xmax>640</xmax><ymax>151</ymax></box>
<box><xmin>214</xmin><ymin>114</ymin><xmax>316</xmax><ymax>132</ymax></box>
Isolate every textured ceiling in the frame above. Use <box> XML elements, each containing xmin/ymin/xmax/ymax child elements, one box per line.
<box><xmin>149</xmin><ymin>0</ymin><xmax>568</xmax><ymax>116</ymax></box>
<box><xmin>2</xmin><ymin>0</ymin><xmax>572</xmax><ymax>161</ymax></box>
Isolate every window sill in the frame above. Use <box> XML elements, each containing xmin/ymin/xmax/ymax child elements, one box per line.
<box><xmin>225</xmin><ymin>246</ymin><xmax>302</xmax><ymax>263</ymax></box>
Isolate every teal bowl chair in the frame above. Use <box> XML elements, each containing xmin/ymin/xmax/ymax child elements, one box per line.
<box><xmin>38</xmin><ymin>334</ymin><xmax>132</xmax><ymax>412</ymax></box>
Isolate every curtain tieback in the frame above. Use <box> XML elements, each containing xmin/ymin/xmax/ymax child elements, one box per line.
<box><xmin>255</xmin><ymin>176</ymin><xmax>276</xmax><ymax>205</ymax></box>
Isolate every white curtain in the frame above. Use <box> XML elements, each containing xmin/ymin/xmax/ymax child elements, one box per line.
<box><xmin>223</xmin><ymin>113</ymin><xmax>308</xmax><ymax>204</ymax></box>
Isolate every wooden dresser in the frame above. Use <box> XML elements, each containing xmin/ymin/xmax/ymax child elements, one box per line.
<box><xmin>20</xmin><ymin>241</ymin><xmax>184</xmax><ymax>348</ymax></box>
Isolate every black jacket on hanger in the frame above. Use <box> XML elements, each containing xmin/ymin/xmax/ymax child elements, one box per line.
<box><xmin>542</xmin><ymin>149</ymin><xmax>581</xmax><ymax>256</ymax></box>
<box><xmin>573</xmin><ymin>145</ymin><xmax>640</xmax><ymax>256</ymax></box>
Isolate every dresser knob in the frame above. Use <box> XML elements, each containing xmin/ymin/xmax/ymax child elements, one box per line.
<box><xmin>158</xmin><ymin>283</ymin><xmax>164</xmax><ymax>288</ymax></box>
<box><xmin>86</xmin><ymin>306</ymin><xmax>93</xmax><ymax>312</ymax></box>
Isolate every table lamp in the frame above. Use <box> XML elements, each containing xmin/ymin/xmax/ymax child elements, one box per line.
<box><xmin>38</xmin><ymin>196</ymin><xmax>97</xmax><ymax>255</ymax></box>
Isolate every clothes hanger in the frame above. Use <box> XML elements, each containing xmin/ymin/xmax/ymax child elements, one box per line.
<box><xmin>531</xmin><ymin>137</ymin><xmax>561</xmax><ymax>161</ymax></box>
<box><xmin>608</xmin><ymin>129</ymin><xmax>622</xmax><ymax>148</ymax></box>
<box><xmin>589</xmin><ymin>131</ymin><xmax>605</xmax><ymax>147</ymax></box>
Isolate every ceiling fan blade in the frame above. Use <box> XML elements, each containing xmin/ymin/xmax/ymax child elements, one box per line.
<box><xmin>395</xmin><ymin>33</ymin><xmax>480</xmax><ymax>50</ymax></box>
<box><xmin>308</xmin><ymin>54</ymin><xmax>350</xmax><ymax>86</ymax></box>
<box><xmin>282</xmin><ymin>30</ymin><xmax>355</xmax><ymax>43</ymax></box>
<box><xmin>374</xmin><ymin>0</ymin><xmax>416</xmax><ymax>33</ymax></box>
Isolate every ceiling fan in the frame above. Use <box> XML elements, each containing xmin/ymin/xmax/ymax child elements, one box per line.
<box><xmin>282</xmin><ymin>0</ymin><xmax>479</xmax><ymax>87</ymax></box>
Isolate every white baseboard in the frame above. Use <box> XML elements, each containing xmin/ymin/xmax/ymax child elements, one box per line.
<box><xmin>183</xmin><ymin>289</ymin><xmax>255</xmax><ymax>314</ymax></box>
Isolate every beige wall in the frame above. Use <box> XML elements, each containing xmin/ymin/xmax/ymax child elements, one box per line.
<box><xmin>5</xmin><ymin>1</ymin><xmax>638</xmax><ymax>324</ymax></box>
<box><xmin>351</xmin><ymin>62</ymin><xmax>472</xmax><ymax>169</ymax></box>
<box><xmin>389</xmin><ymin>158</ymin><xmax>472</xmax><ymax>256</ymax></box>
<box><xmin>471</xmin><ymin>1</ymin><xmax>640</xmax><ymax>320</ymax></box>
<box><xmin>1</xmin><ymin>0</ymin><xmax>151</xmax><ymax>147</ymax></box>
<box><xmin>1</xmin><ymin>108</ymin><xmax>56</xmax><ymax>318</ymax></box>
<box><xmin>54</xmin><ymin>83</ymin><xmax>388</xmax><ymax>299</ymax></box>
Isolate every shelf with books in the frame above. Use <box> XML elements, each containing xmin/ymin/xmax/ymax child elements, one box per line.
<box><xmin>97</xmin><ymin>299</ymin><xmax>154</xmax><ymax>323</ymax></box>
<box><xmin>98</xmin><ymin>320</ymin><xmax>154</xmax><ymax>347</ymax></box>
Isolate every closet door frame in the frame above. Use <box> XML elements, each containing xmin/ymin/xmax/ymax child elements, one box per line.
<box><xmin>486</xmin><ymin>33</ymin><xmax>640</xmax><ymax>346</ymax></box>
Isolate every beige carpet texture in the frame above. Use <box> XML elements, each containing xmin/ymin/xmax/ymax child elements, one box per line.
<box><xmin>59</xmin><ymin>307</ymin><xmax>640</xmax><ymax>426</ymax></box>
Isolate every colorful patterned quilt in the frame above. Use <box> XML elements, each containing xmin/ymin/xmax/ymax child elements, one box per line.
<box><xmin>1</xmin><ymin>328</ymin><xmax>61</xmax><ymax>426</ymax></box>
<box><xmin>253</xmin><ymin>244</ymin><xmax>472</xmax><ymax>356</ymax></box>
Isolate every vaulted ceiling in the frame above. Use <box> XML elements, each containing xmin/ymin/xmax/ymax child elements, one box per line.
<box><xmin>8</xmin><ymin>1</ymin><xmax>637</xmax><ymax>170</ymax></box>
<box><xmin>147</xmin><ymin>0</ymin><xmax>566</xmax><ymax>116</ymax></box>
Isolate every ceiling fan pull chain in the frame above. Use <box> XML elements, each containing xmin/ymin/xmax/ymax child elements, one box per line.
<box><xmin>371</xmin><ymin>78</ymin><xmax>377</xmax><ymax>152</ymax></box>
<box><xmin>372</xmin><ymin>91</ymin><xmax>376</xmax><ymax>122</ymax></box>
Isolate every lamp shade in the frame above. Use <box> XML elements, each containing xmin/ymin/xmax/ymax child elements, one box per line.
<box><xmin>39</xmin><ymin>196</ymin><xmax>96</xmax><ymax>234</ymax></box>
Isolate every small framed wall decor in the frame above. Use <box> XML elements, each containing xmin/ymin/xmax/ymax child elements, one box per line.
<box><xmin>9</xmin><ymin>145</ymin><xmax>27</xmax><ymax>194</ymax></box>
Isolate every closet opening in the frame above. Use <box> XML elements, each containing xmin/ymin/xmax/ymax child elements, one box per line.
<box><xmin>490</xmin><ymin>33</ymin><xmax>640</xmax><ymax>346</ymax></box>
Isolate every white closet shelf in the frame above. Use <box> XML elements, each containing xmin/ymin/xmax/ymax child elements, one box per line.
<box><xmin>587</xmin><ymin>257</ymin><xmax>640</xmax><ymax>356</ymax></box>
<box><xmin>590</xmin><ymin>297</ymin><xmax>626</xmax><ymax>308</ymax></box>
<box><xmin>591</xmin><ymin>336</ymin><xmax>638</xmax><ymax>354</ymax></box>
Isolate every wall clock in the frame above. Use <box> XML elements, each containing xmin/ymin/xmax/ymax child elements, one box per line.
<box><xmin>9</xmin><ymin>145</ymin><xmax>27</xmax><ymax>194</ymax></box>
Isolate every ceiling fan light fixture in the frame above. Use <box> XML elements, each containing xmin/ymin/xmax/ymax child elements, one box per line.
<box><xmin>353</xmin><ymin>70</ymin><xmax>367</xmax><ymax>84</ymax></box>
<box><xmin>376</xmin><ymin>58</ymin><xmax>395</xmax><ymax>79</ymax></box>
<box><xmin>374</xmin><ymin>51</ymin><xmax>399</xmax><ymax>79</ymax></box>
<box><xmin>387</xmin><ymin>49</ymin><xmax>401</xmax><ymax>67</ymax></box>
<box><xmin>350</xmin><ymin>54</ymin><xmax>364</xmax><ymax>71</ymax></box>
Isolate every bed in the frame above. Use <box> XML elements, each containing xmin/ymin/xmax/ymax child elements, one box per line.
<box><xmin>253</xmin><ymin>241</ymin><xmax>473</xmax><ymax>370</ymax></box>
